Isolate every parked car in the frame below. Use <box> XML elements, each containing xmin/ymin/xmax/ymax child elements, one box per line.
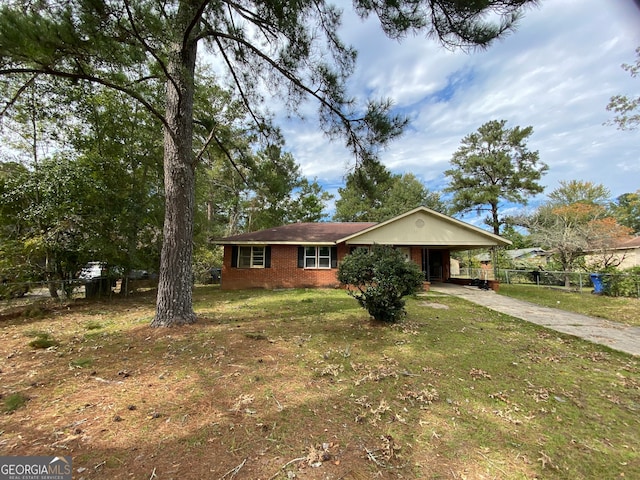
<box><xmin>127</xmin><ymin>269</ymin><xmax>149</xmax><ymax>280</ymax></box>
<box><xmin>78</xmin><ymin>262</ymin><xmax>110</xmax><ymax>280</ymax></box>
<box><xmin>78</xmin><ymin>262</ymin><xmax>118</xmax><ymax>298</ymax></box>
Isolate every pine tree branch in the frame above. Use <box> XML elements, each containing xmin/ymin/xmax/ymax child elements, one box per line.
<box><xmin>0</xmin><ymin>67</ymin><xmax>168</xmax><ymax>130</ymax></box>
<box><xmin>123</xmin><ymin>0</ymin><xmax>178</xmax><ymax>97</ymax></box>
<box><xmin>0</xmin><ymin>73</ymin><xmax>38</xmax><ymax>118</ymax></box>
<box><xmin>201</xmin><ymin>28</ymin><xmax>369</xmax><ymax>159</ymax></box>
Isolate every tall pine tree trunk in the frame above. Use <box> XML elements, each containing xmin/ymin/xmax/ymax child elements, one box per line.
<box><xmin>490</xmin><ymin>201</ymin><xmax>500</xmax><ymax>236</ymax></box>
<box><xmin>151</xmin><ymin>1</ymin><xmax>199</xmax><ymax>327</ymax></box>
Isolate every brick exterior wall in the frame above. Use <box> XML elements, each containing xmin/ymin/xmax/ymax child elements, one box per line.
<box><xmin>221</xmin><ymin>244</ymin><xmax>352</xmax><ymax>290</ymax></box>
<box><xmin>410</xmin><ymin>247</ymin><xmax>422</xmax><ymax>267</ymax></box>
<box><xmin>222</xmin><ymin>244</ymin><xmax>452</xmax><ymax>290</ymax></box>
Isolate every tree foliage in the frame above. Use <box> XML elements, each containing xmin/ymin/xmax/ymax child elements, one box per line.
<box><xmin>500</xmin><ymin>224</ymin><xmax>532</xmax><ymax>250</ymax></box>
<box><xmin>0</xmin><ymin>0</ymin><xmax>538</xmax><ymax>326</ymax></box>
<box><xmin>334</xmin><ymin>159</ymin><xmax>393</xmax><ymax>222</ymax></box>
<box><xmin>547</xmin><ymin>180</ymin><xmax>610</xmax><ymax>207</ymax></box>
<box><xmin>444</xmin><ymin>119</ymin><xmax>548</xmax><ymax>235</ymax></box>
<box><xmin>606</xmin><ymin>46</ymin><xmax>640</xmax><ymax>131</ymax></box>
<box><xmin>69</xmin><ymin>86</ymin><xmax>165</xmax><ymax>274</ymax></box>
<box><xmin>611</xmin><ymin>190</ymin><xmax>640</xmax><ymax>235</ymax></box>
<box><xmin>0</xmin><ymin>82</ymin><xmax>167</xmax><ymax>295</ymax></box>
<box><xmin>525</xmin><ymin>181</ymin><xmax>632</xmax><ymax>282</ymax></box>
<box><xmin>233</xmin><ymin>146</ymin><xmax>332</xmax><ymax>232</ymax></box>
<box><xmin>199</xmin><ymin>143</ymin><xmax>332</xmax><ymax>239</ymax></box>
<box><xmin>0</xmin><ymin>156</ymin><xmax>104</xmax><ymax>289</ymax></box>
<box><xmin>585</xmin><ymin>216</ymin><xmax>634</xmax><ymax>270</ymax></box>
<box><xmin>337</xmin><ymin>245</ymin><xmax>424</xmax><ymax>323</ymax></box>
<box><xmin>334</xmin><ymin>160</ymin><xmax>444</xmax><ymax>221</ymax></box>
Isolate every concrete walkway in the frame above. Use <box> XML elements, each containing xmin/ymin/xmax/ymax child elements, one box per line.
<box><xmin>428</xmin><ymin>283</ymin><xmax>640</xmax><ymax>357</ymax></box>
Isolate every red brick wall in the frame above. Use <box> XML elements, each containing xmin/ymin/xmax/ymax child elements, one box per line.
<box><xmin>221</xmin><ymin>244</ymin><xmax>450</xmax><ymax>290</ymax></box>
<box><xmin>410</xmin><ymin>247</ymin><xmax>422</xmax><ymax>266</ymax></box>
<box><xmin>222</xmin><ymin>245</ymin><xmax>350</xmax><ymax>290</ymax></box>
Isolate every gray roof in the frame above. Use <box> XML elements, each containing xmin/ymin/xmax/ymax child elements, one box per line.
<box><xmin>476</xmin><ymin>248</ymin><xmax>547</xmax><ymax>262</ymax></box>
<box><xmin>615</xmin><ymin>236</ymin><xmax>640</xmax><ymax>249</ymax></box>
<box><xmin>216</xmin><ymin>222</ymin><xmax>377</xmax><ymax>245</ymax></box>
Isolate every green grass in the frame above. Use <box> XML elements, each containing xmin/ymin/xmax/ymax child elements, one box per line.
<box><xmin>26</xmin><ymin>331</ymin><xmax>58</xmax><ymax>349</ymax></box>
<box><xmin>69</xmin><ymin>357</ymin><xmax>95</xmax><ymax>368</ymax></box>
<box><xmin>498</xmin><ymin>284</ymin><xmax>640</xmax><ymax>326</ymax></box>
<box><xmin>83</xmin><ymin>320</ymin><xmax>104</xmax><ymax>330</ymax></box>
<box><xmin>3</xmin><ymin>392</ymin><xmax>29</xmax><ymax>413</ymax></box>
<box><xmin>0</xmin><ymin>286</ymin><xmax>638</xmax><ymax>479</ymax></box>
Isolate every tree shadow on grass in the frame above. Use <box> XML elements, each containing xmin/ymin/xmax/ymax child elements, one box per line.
<box><xmin>2</xmin><ymin>288</ymin><xmax>638</xmax><ymax>479</ymax></box>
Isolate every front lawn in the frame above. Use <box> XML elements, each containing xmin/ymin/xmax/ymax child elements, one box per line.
<box><xmin>498</xmin><ymin>284</ymin><xmax>640</xmax><ymax>327</ymax></box>
<box><xmin>1</xmin><ymin>286</ymin><xmax>638</xmax><ymax>479</ymax></box>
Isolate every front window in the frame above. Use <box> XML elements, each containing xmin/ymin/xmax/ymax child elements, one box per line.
<box><xmin>238</xmin><ymin>246</ymin><xmax>265</xmax><ymax>268</ymax></box>
<box><xmin>318</xmin><ymin>246</ymin><xmax>331</xmax><ymax>268</ymax></box>
<box><xmin>305</xmin><ymin>246</ymin><xmax>332</xmax><ymax>269</ymax></box>
<box><xmin>304</xmin><ymin>246</ymin><xmax>317</xmax><ymax>268</ymax></box>
<box><xmin>398</xmin><ymin>247</ymin><xmax>411</xmax><ymax>261</ymax></box>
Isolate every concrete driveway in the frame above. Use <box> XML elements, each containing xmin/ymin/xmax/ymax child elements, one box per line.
<box><xmin>428</xmin><ymin>283</ymin><xmax>640</xmax><ymax>357</ymax></box>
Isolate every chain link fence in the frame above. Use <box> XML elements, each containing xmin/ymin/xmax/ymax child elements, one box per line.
<box><xmin>495</xmin><ymin>269</ymin><xmax>640</xmax><ymax>298</ymax></box>
<box><xmin>451</xmin><ymin>268</ymin><xmax>640</xmax><ymax>298</ymax></box>
<box><xmin>1</xmin><ymin>276</ymin><xmax>160</xmax><ymax>301</ymax></box>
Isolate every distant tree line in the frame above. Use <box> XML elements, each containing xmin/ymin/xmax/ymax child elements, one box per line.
<box><xmin>2</xmin><ymin>108</ymin><xmax>638</xmax><ymax>297</ymax></box>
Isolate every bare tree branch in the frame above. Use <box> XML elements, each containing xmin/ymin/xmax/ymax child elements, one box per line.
<box><xmin>0</xmin><ymin>73</ymin><xmax>38</xmax><ymax>118</ymax></box>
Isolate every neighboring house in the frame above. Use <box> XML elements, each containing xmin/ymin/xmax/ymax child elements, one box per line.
<box><xmin>475</xmin><ymin>248</ymin><xmax>549</xmax><ymax>267</ymax></box>
<box><xmin>215</xmin><ymin>207</ymin><xmax>511</xmax><ymax>290</ymax></box>
<box><xmin>585</xmin><ymin>236</ymin><xmax>640</xmax><ymax>270</ymax></box>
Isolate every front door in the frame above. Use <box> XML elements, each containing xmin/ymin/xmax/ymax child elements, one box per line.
<box><xmin>422</xmin><ymin>249</ymin><xmax>443</xmax><ymax>282</ymax></box>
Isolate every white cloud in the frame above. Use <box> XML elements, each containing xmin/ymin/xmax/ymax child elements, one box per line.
<box><xmin>279</xmin><ymin>0</ymin><xmax>640</xmax><ymax>210</ymax></box>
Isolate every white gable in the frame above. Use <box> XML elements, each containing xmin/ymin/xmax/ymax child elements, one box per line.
<box><xmin>338</xmin><ymin>207</ymin><xmax>510</xmax><ymax>249</ymax></box>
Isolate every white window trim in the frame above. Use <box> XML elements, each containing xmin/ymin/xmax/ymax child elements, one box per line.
<box><xmin>304</xmin><ymin>246</ymin><xmax>332</xmax><ymax>269</ymax></box>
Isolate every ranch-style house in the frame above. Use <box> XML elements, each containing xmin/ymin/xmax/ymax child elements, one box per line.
<box><xmin>215</xmin><ymin>206</ymin><xmax>511</xmax><ymax>290</ymax></box>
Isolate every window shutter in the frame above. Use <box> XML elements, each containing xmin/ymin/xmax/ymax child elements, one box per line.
<box><xmin>297</xmin><ymin>247</ymin><xmax>304</xmax><ymax>268</ymax></box>
<box><xmin>231</xmin><ymin>246</ymin><xmax>238</xmax><ymax>268</ymax></box>
<box><xmin>331</xmin><ymin>247</ymin><xmax>338</xmax><ymax>268</ymax></box>
<box><xmin>265</xmin><ymin>246</ymin><xmax>271</xmax><ymax>268</ymax></box>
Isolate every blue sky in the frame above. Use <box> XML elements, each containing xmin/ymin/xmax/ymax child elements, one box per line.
<box><xmin>276</xmin><ymin>0</ymin><xmax>640</xmax><ymax>221</ymax></box>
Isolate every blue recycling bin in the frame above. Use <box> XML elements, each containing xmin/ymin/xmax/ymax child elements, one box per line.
<box><xmin>590</xmin><ymin>273</ymin><xmax>604</xmax><ymax>294</ymax></box>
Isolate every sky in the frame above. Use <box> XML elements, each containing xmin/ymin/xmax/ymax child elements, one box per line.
<box><xmin>276</xmin><ymin>0</ymin><xmax>640</xmax><ymax>221</ymax></box>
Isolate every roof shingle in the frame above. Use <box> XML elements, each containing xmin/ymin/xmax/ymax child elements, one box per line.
<box><xmin>616</xmin><ymin>236</ymin><xmax>640</xmax><ymax>249</ymax></box>
<box><xmin>218</xmin><ymin>222</ymin><xmax>377</xmax><ymax>244</ymax></box>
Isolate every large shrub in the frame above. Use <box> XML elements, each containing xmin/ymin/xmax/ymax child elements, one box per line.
<box><xmin>601</xmin><ymin>266</ymin><xmax>640</xmax><ymax>297</ymax></box>
<box><xmin>337</xmin><ymin>245</ymin><xmax>424</xmax><ymax>322</ymax></box>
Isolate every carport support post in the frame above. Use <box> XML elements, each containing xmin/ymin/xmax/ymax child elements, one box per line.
<box><xmin>491</xmin><ymin>247</ymin><xmax>498</xmax><ymax>283</ymax></box>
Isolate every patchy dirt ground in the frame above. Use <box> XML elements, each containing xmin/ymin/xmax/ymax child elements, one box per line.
<box><xmin>418</xmin><ymin>302</ymin><xmax>450</xmax><ymax>309</ymax></box>
<box><xmin>0</xmin><ymin>292</ymin><xmax>426</xmax><ymax>479</ymax></box>
<box><xmin>1</xmin><ymin>287</ymin><xmax>638</xmax><ymax>479</ymax></box>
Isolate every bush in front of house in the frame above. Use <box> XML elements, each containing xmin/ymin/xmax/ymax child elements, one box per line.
<box><xmin>337</xmin><ymin>245</ymin><xmax>424</xmax><ymax>323</ymax></box>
